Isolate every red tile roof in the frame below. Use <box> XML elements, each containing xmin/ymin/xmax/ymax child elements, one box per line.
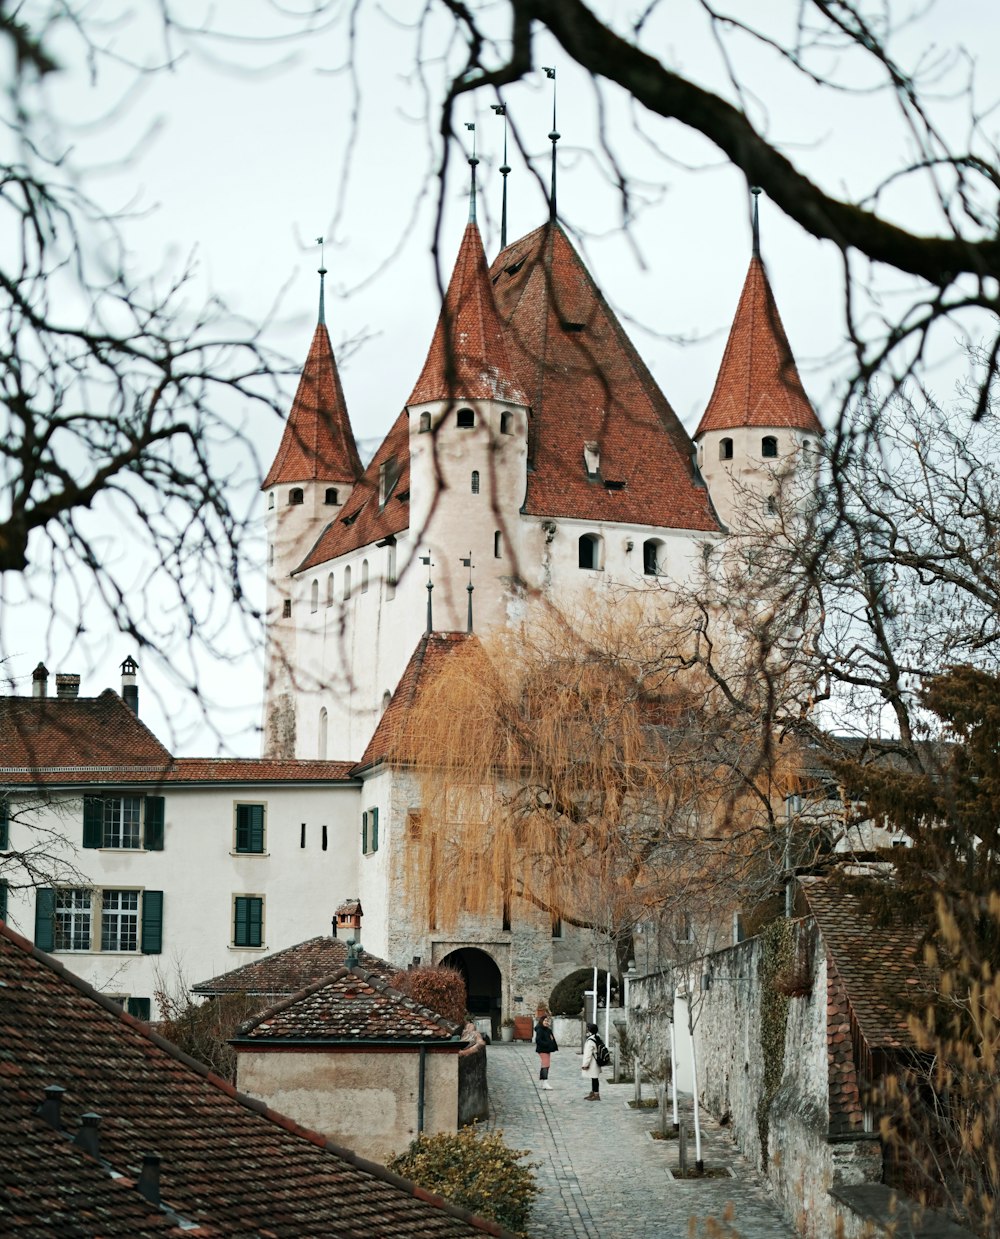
<box><xmin>695</xmin><ymin>257</ymin><xmax>821</xmax><ymax>436</ymax></box>
<box><xmin>408</xmin><ymin>222</ymin><xmax>528</xmax><ymax>407</ymax></box>
<box><xmin>297</xmin><ymin>408</ymin><xmax>410</xmax><ymax>570</ymax></box>
<box><xmin>234</xmin><ymin>965</ymin><xmax>461</xmax><ymax>1044</ymax></box>
<box><xmin>194</xmin><ymin>934</ymin><xmax>396</xmax><ymax>996</ymax></box>
<box><xmin>825</xmin><ymin>956</ymin><xmax>865</xmax><ymax>1134</ymax></box>
<box><xmin>0</xmin><ymin>923</ymin><xmax>512</xmax><ymax>1237</ymax></box>
<box><xmin>490</xmin><ymin>223</ymin><xmax>718</xmax><ymax>531</ymax></box>
<box><xmin>262</xmin><ymin>321</ymin><xmax>363</xmax><ymax>489</ymax></box>
<box><xmin>355</xmin><ymin>632</ymin><xmax>476</xmax><ymax>772</ymax></box>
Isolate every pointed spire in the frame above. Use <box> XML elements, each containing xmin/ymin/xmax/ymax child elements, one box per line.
<box><xmin>262</xmin><ymin>271</ymin><xmax>363</xmax><ymax>489</ymax></box>
<box><xmin>317</xmin><ymin>236</ymin><xmax>327</xmax><ymax>325</ymax></box>
<box><xmin>543</xmin><ymin>66</ymin><xmax>559</xmax><ymax>223</ymax></box>
<box><xmin>695</xmin><ymin>198</ymin><xmax>821</xmax><ymax>438</ymax></box>
<box><xmin>491</xmin><ymin>103</ymin><xmax>510</xmax><ymax>250</ymax></box>
<box><xmin>407</xmin><ymin>218</ymin><xmax>528</xmax><ymax>407</ymax></box>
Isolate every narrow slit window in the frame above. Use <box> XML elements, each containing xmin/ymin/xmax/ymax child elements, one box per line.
<box><xmin>494</xmin><ymin>530</ymin><xmax>502</xmax><ymax>558</ymax></box>
<box><xmin>361</xmin><ymin>559</ymin><xmax>369</xmax><ymax>592</ymax></box>
<box><xmin>471</xmin><ymin>470</ymin><xmax>480</xmax><ymax>494</ymax></box>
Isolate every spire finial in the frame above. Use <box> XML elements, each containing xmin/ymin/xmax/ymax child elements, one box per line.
<box><xmin>465</xmin><ymin>123</ymin><xmax>479</xmax><ymax>224</ymax></box>
<box><xmin>543</xmin><ymin>66</ymin><xmax>559</xmax><ymax>224</ymax></box>
<box><xmin>461</xmin><ymin>552</ymin><xmax>475</xmax><ymax>633</ymax></box>
<box><xmin>751</xmin><ymin>187</ymin><xmax>762</xmax><ymax>259</ymax></box>
<box><xmin>491</xmin><ymin>103</ymin><xmax>510</xmax><ymax>250</ymax></box>
<box><xmin>316</xmin><ymin>236</ymin><xmax>327</xmax><ymax>325</ymax></box>
<box><xmin>420</xmin><ymin>552</ymin><xmax>435</xmax><ymax>633</ymax></box>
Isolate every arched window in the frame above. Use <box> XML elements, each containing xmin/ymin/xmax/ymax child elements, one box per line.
<box><xmin>310</xmin><ymin>579</ymin><xmax>319</xmax><ymax>612</ymax></box>
<box><xmin>326</xmin><ymin>573</ymin><xmax>334</xmax><ymax>607</ymax></box>
<box><xmin>456</xmin><ymin>407</ymin><xmax>475</xmax><ymax>428</ymax></box>
<box><xmin>386</xmin><ymin>544</ymin><xmax>397</xmax><ymax>599</ymax></box>
<box><xmin>361</xmin><ymin>559</ymin><xmax>369</xmax><ymax>592</ymax></box>
<box><xmin>382</xmin><ymin>691</ymin><xmax>392</xmax><ymax>714</ymax></box>
<box><xmin>643</xmin><ymin>539</ymin><xmax>664</xmax><ymax>576</ymax></box>
<box><xmin>289</xmin><ymin>487</ymin><xmax>304</xmax><ymax>505</ymax></box>
<box><xmin>762</xmin><ymin>435</ymin><xmax>778</xmax><ymax>458</ymax></box>
<box><xmin>494</xmin><ymin>530</ymin><xmax>502</xmax><ymax>559</ymax></box>
<box><xmin>343</xmin><ymin>565</ymin><xmax>352</xmax><ymax>600</ymax></box>
<box><xmin>419</xmin><ymin>411</ymin><xmax>431</xmax><ymax>433</ymax></box>
<box><xmin>500</xmin><ymin>412</ymin><xmax>513</xmax><ymax>435</ymax></box>
<box><xmin>578</xmin><ymin>533</ymin><xmax>603</xmax><ymax>570</ymax></box>
<box><xmin>325</xmin><ymin>487</ymin><xmax>339</xmax><ymax>505</ymax></box>
<box><xmin>268</xmin><ymin>492</ymin><xmax>275</xmax><ymax>510</ymax></box>
<box><xmin>720</xmin><ymin>438</ymin><xmax>734</xmax><ymax>461</ymax></box>
<box><xmin>318</xmin><ymin>708</ymin><xmax>328</xmax><ymax>759</ymax></box>
<box><xmin>471</xmin><ymin>470</ymin><xmax>480</xmax><ymax>494</ymax></box>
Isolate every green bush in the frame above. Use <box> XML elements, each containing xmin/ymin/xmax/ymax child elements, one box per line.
<box><xmin>388</xmin><ymin>1127</ymin><xmax>538</xmax><ymax>1234</ymax></box>
<box><xmin>548</xmin><ymin>967</ymin><xmax>617</xmax><ymax>1017</ymax></box>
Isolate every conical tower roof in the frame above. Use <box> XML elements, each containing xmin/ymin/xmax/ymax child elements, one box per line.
<box><xmin>695</xmin><ymin>256</ymin><xmax>821</xmax><ymax>438</ymax></box>
<box><xmin>407</xmin><ymin>221</ymin><xmax>528</xmax><ymax>407</ymax></box>
<box><xmin>263</xmin><ymin>316</ymin><xmax>363</xmax><ymax>490</ymax></box>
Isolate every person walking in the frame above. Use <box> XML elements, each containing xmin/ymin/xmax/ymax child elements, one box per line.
<box><xmin>534</xmin><ymin>1013</ymin><xmax>558</xmax><ymax>1090</ymax></box>
<box><xmin>581</xmin><ymin>1022</ymin><xmax>605</xmax><ymax>1100</ymax></box>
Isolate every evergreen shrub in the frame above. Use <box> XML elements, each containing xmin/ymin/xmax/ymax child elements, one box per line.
<box><xmin>548</xmin><ymin>967</ymin><xmax>616</xmax><ymax>1016</ymax></box>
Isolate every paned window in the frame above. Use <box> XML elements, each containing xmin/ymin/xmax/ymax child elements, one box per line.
<box><xmin>471</xmin><ymin>470</ymin><xmax>480</xmax><ymax>494</ymax></box>
<box><xmin>101</xmin><ymin>889</ymin><xmax>139</xmax><ymax>951</ymax></box>
<box><xmin>235</xmin><ymin>804</ymin><xmax>265</xmax><ymax>854</ymax></box>
<box><xmin>234</xmin><ymin>895</ymin><xmax>264</xmax><ymax>948</ymax></box>
<box><xmin>102</xmin><ymin>796</ymin><xmax>142</xmax><ymax>848</ymax></box>
<box><xmin>55</xmin><ymin>888</ymin><xmax>92</xmax><ymax>951</ymax></box>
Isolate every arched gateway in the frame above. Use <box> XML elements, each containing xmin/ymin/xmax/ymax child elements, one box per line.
<box><xmin>440</xmin><ymin>947</ymin><xmax>502</xmax><ymax>1037</ymax></box>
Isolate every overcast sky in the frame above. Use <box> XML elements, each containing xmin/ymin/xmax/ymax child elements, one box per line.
<box><xmin>3</xmin><ymin>1</ymin><xmax>999</xmax><ymax>754</ymax></box>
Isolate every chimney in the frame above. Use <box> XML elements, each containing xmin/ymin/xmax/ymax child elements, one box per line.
<box><xmin>137</xmin><ymin>1153</ymin><xmax>162</xmax><ymax>1206</ymax></box>
<box><xmin>120</xmin><ymin>656</ymin><xmax>139</xmax><ymax>715</ymax></box>
<box><xmin>73</xmin><ymin>1112</ymin><xmax>101</xmax><ymax>1159</ymax></box>
<box><xmin>55</xmin><ymin>673</ymin><xmax>81</xmax><ymax>700</ymax></box>
<box><xmin>31</xmin><ymin>662</ymin><xmax>49</xmax><ymax>698</ymax></box>
<box><xmin>37</xmin><ymin>1084</ymin><xmax>66</xmax><ymax>1130</ymax></box>
<box><xmin>334</xmin><ymin>898</ymin><xmax>363</xmax><ymax>944</ymax></box>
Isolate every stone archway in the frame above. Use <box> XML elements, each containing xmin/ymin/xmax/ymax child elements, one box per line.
<box><xmin>440</xmin><ymin>947</ymin><xmax>503</xmax><ymax>1038</ymax></box>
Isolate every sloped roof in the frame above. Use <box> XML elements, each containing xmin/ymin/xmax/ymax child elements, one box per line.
<box><xmin>408</xmin><ymin>221</ymin><xmax>527</xmax><ymax>407</ymax></box>
<box><xmin>695</xmin><ymin>256</ymin><xmax>821</xmax><ymax>436</ymax></box>
<box><xmin>0</xmin><ymin>691</ymin><xmax>171</xmax><ymax>774</ymax></box>
<box><xmin>262</xmin><ymin>320</ymin><xmax>363</xmax><ymax>489</ymax></box>
<box><xmin>297</xmin><ymin>409</ymin><xmax>410</xmax><ymax>571</ymax></box>
<box><xmin>0</xmin><ymin>923</ymin><xmax>511</xmax><ymax>1238</ymax></box>
<box><xmin>193</xmin><ymin>933</ymin><xmax>396</xmax><ymax>996</ymax></box>
<box><xmin>801</xmin><ymin>877</ymin><xmax>928</xmax><ymax>1051</ymax></box>
<box><xmin>355</xmin><ymin>632</ymin><xmax>476</xmax><ymax>772</ymax></box>
<box><xmin>489</xmin><ymin>223</ymin><xmax>718</xmax><ymax>532</ymax></box>
<box><xmin>233</xmin><ymin>965</ymin><xmax>461</xmax><ymax>1044</ymax></box>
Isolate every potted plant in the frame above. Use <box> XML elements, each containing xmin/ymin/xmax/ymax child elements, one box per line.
<box><xmin>500</xmin><ymin>1017</ymin><xmax>515</xmax><ymax>1043</ymax></box>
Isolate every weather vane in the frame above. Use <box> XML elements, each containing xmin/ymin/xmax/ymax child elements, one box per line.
<box><xmin>420</xmin><ymin>552</ymin><xmax>435</xmax><ymax>633</ymax></box>
<box><xmin>491</xmin><ymin>103</ymin><xmax>510</xmax><ymax>248</ymax></box>
<box><xmin>464</xmin><ymin>123</ymin><xmax>479</xmax><ymax>222</ymax></box>
<box><xmin>543</xmin><ymin>66</ymin><xmax>559</xmax><ymax>221</ymax></box>
<box><xmin>460</xmin><ymin>552</ymin><xmax>475</xmax><ymax>633</ymax></box>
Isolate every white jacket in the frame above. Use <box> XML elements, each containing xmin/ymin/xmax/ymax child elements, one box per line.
<box><xmin>580</xmin><ymin>1034</ymin><xmax>605</xmax><ymax>1079</ymax></box>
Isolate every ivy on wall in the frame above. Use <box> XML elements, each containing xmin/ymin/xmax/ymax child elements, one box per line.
<box><xmin>757</xmin><ymin>917</ymin><xmax>794</xmax><ymax>1167</ymax></box>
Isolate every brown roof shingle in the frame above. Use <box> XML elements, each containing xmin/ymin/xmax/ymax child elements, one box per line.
<box><xmin>193</xmin><ymin>933</ymin><xmax>396</xmax><ymax>996</ymax></box>
<box><xmin>0</xmin><ymin>923</ymin><xmax>512</xmax><ymax>1238</ymax></box>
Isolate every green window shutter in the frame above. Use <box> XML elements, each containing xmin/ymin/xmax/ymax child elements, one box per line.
<box><xmin>361</xmin><ymin>812</ymin><xmax>368</xmax><ymax>855</ymax></box>
<box><xmin>35</xmin><ymin>888</ymin><xmax>55</xmax><ymax>951</ymax></box>
<box><xmin>236</xmin><ymin>804</ymin><xmax>265</xmax><ymax>853</ymax></box>
<box><xmin>0</xmin><ymin>800</ymin><xmax>9</xmax><ymax>850</ymax></box>
<box><xmin>126</xmin><ymin>997</ymin><xmax>151</xmax><ymax>1020</ymax></box>
<box><xmin>82</xmin><ymin>797</ymin><xmax>103</xmax><ymax>849</ymax></box>
<box><xmin>140</xmin><ymin>890</ymin><xmax>163</xmax><ymax>954</ymax></box>
<box><xmin>0</xmin><ymin>880</ymin><xmax>8</xmax><ymax>922</ymax></box>
<box><xmin>372</xmin><ymin>807</ymin><xmax>379</xmax><ymax>853</ymax></box>
<box><xmin>143</xmin><ymin>797</ymin><xmax>165</xmax><ymax>851</ymax></box>
<box><xmin>234</xmin><ymin>896</ymin><xmax>262</xmax><ymax>947</ymax></box>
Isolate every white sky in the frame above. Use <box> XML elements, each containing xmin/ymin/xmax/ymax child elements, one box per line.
<box><xmin>3</xmin><ymin>1</ymin><xmax>999</xmax><ymax>754</ymax></box>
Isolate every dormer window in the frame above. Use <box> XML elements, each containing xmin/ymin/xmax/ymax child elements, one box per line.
<box><xmin>720</xmin><ymin>439</ymin><xmax>734</xmax><ymax>461</ymax></box>
<box><xmin>583</xmin><ymin>442</ymin><xmax>600</xmax><ymax>477</ymax></box>
<box><xmin>456</xmin><ymin>408</ymin><xmax>475</xmax><ymax>429</ymax></box>
<box><xmin>379</xmin><ymin>457</ymin><xmax>400</xmax><ymax>507</ymax></box>
<box><xmin>762</xmin><ymin>436</ymin><xmax>778</xmax><ymax>458</ymax></box>
<box><xmin>289</xmin><ymin>487</ymin><xmax>304</xmax><ymax>505</ymax></box>
<box><xmin>500</xmin><ymin>412</ymin><xmax>514</xmax><ymax>435</ymax></box>
<box><xmin>419</xmin><ymin>411</ymin><xmax>431</xmax><ymax>433</ymax></box>
<box><xmin>325</xmin><ymin>487</ymin><xmax>339</xmax><ymax>505</ymax></box>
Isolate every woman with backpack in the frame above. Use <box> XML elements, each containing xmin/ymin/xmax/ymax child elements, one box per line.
<box><xmin>581</xmin><ymin>1022</ymin><xmax>608</xmax><ymax>1100</ymax></box>
<box><xmin>534</xmin><ymin>1013</ymin><xmax>558</xmax><ymax>1090</ymax></box>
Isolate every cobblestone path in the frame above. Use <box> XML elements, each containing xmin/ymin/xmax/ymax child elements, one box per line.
<box><xmin>485</xmin><ymin>1039</ymin><xmax>798</xmax><ymax>1239</ymax></box>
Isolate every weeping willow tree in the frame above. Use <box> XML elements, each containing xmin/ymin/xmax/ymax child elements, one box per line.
<box><xmin>389</xmin><ymin>602</ymin><xmax>804</xmax><ymax>970</ymax></box>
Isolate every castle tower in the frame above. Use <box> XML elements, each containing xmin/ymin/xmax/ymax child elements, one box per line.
<box><xmin>262</xmin><ymin>269</ymin><xmax>363</xmax><ymax>758</ymax></box>
<box><xmin>694</xmin><ymin>194</ymin><xmax>822</xmax><ymax>529</ymax></box>
<box><xmin>406</xmin><ymin>211</ymin><xmax>530</xmax><ymax>634</ymax></box>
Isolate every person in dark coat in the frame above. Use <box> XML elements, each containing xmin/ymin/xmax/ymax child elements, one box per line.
<box><xmin>534</xmin><ymin>1013</ymin><xmax>559</xmax><ymax>1090</ymax></box>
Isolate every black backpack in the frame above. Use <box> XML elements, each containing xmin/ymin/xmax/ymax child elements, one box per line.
<box><xmin>594</xmin><ymin>1035</ymin><xmax>611</xmax><ymax>1068</ymax></box>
